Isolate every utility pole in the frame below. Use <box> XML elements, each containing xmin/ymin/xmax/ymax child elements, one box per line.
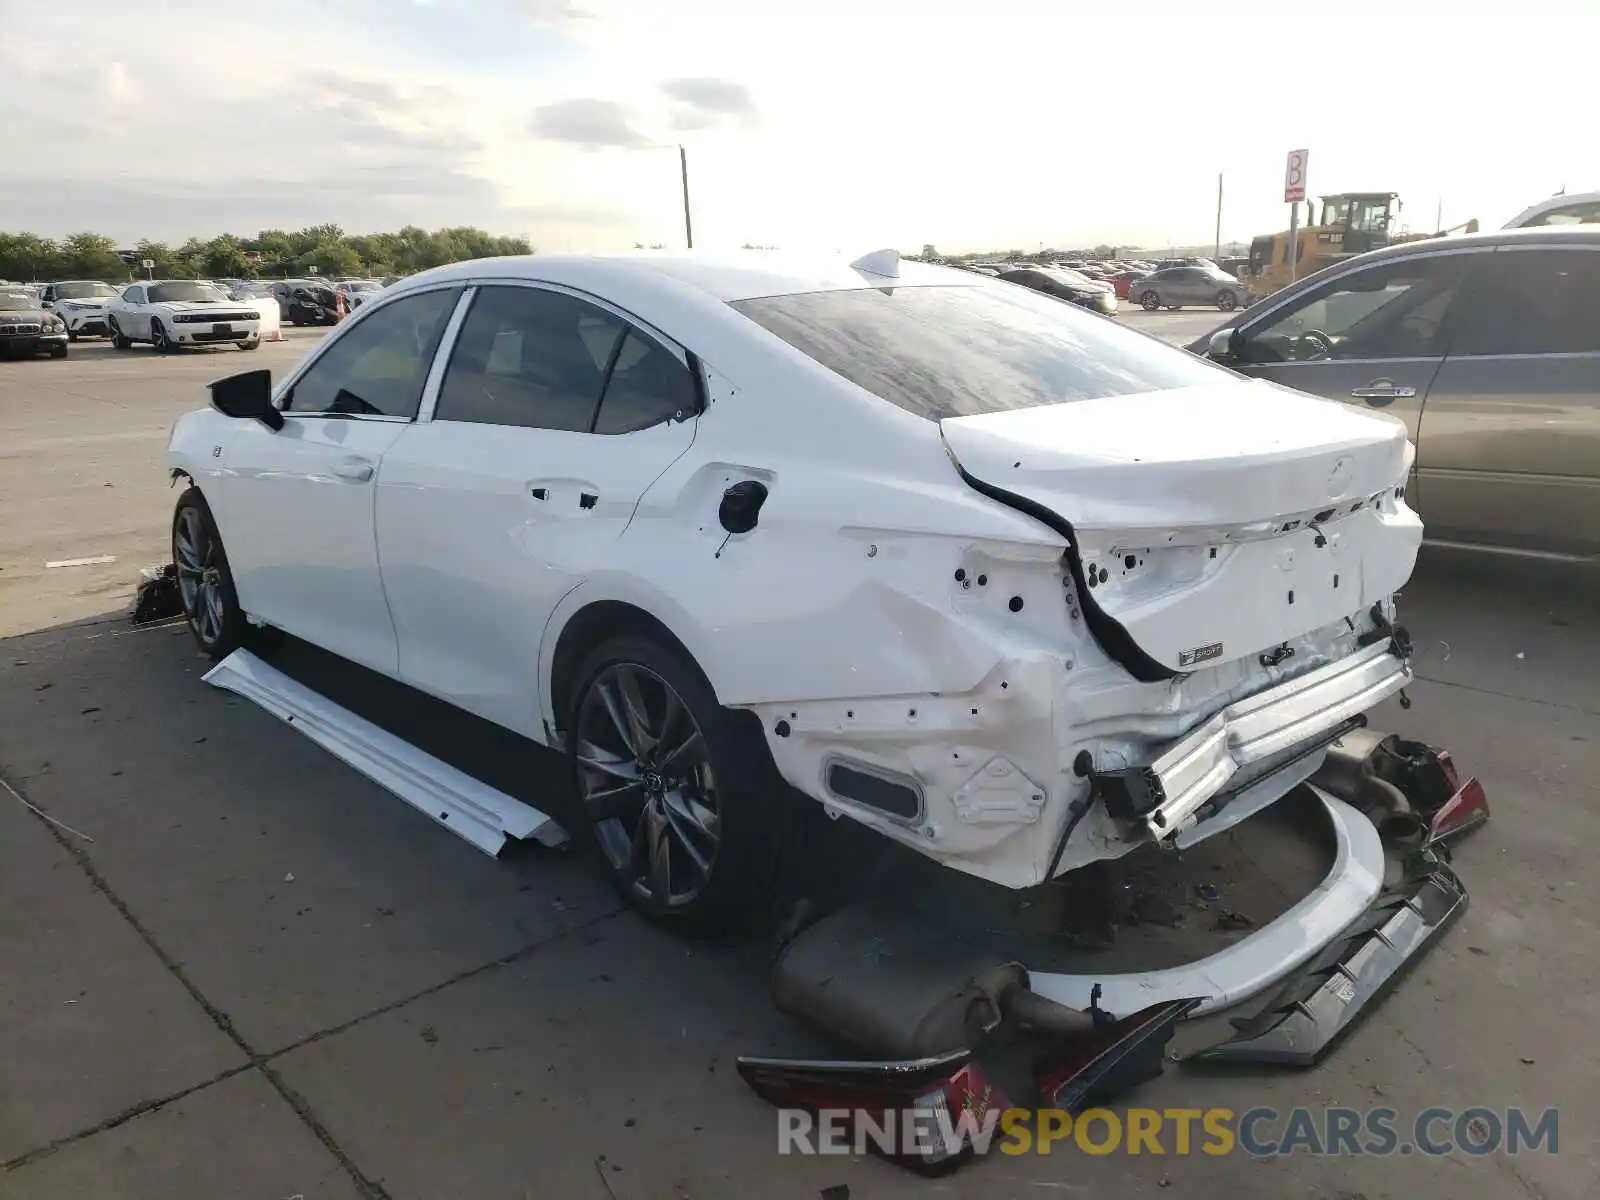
<box><xmin>1214</xmin><ymin>173</ymin><xmax>1223</xmax><ymax>260</ymax></box>
<box><xmin>679</xmin><ymin>145</ymin><xmax>694</xmax><ymax>249</ymax></box>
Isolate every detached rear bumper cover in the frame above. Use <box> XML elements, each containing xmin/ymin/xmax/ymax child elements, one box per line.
<box><xmin>1102</xmin><ymin>642</ymin><xmax>1411</xmax><ymax>840</ymax></box>
<box><xmin>1031</xmin><ymin>786</ymin><xmax>1386</xmax><ymax>1018</ymax></box>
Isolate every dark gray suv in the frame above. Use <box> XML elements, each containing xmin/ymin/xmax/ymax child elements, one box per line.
<box><xmin>1193</xmin><ymin>227</ymin><xmax>1600</xmax><ymax>563</ymax></box>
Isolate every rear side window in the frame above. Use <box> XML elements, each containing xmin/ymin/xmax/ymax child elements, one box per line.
<box><xmin>1449</xmin><ymin>249</ymin><xmax>1600</xmax><ymax>356</ymax></box>
<box><xmin>435</xmin><ymin>286</ymin><xmax>621</xmax><ymax>431</ymax></box>
<box><xmin>593</xmin><ymin>330</ymin><xmax>698</xmax><ymax>434</ymax></box>
<box><xmin>730</xmin><ymin>284</ymin><xmax>1225</xmax><ymax>422</ymax></box>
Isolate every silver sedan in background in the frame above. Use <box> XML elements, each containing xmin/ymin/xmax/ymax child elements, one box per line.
<box><xmin>1133</xmin><ymin>265</ymin><xmax>1245</xmax><ymax>311</ymax></box>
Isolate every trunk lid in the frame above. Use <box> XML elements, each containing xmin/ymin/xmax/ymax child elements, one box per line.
<box><xmin>941</xmin><ymin>380</ymin><xmax>1422</xmax><ymax>676</ymax></box>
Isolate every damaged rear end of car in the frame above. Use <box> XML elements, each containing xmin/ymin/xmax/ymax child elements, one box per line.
<box><xmin>726</xmin><ymin>269</ymin><xmax>1480</xmax><ymax>1135</ymax></box>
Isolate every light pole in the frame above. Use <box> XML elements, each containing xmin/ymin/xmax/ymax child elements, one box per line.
<box><xmin>679</xmin><ymin>145</ymin><xmax>694</xmax><ymax>249</ymax></box>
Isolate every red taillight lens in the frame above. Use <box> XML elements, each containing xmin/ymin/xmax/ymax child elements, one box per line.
<box><xmin>1428</xmin><ymin>775</ymin><xmax>1489</xmax><ymax>844</ymax></box>
<box><xmin>1035</xmin><ymin>998</ymin><xmax>1198</xmax><ymax>1109</ymax></box>
<box><xmin>736</xmin><ymin>1050</ymin><xmax>1011</xmax><ymax>1171</ymax></box>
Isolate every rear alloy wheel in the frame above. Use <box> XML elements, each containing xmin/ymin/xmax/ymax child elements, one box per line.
<box><xmin>567</xmin><ymin>635</ymin><xmax>775</xmax><ymax>934</ymax></box>
<box><xmin>151</xmin><ymin>319</ymin><xmax>175</xmax><ymax>354</ymax></box>
<box><xmin>1139</xmin><ymin>290</ymin><xmax>1160</xmax><ymax>311</ymax></box>
<box><xmin>1216</xmin><ymin>290</ymin><xmax>1238</xmax><ymax>311</ymax></box>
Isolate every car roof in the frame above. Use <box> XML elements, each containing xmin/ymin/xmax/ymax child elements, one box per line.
<box><xmin>392</xmin><ymin>250</ymin><xmax>976</xmax><ymax>305</ymax></box>
<box><xmin>1503</xmin><ymin>190</ymin><xmax>1600</xmax><ymax>228</ymax></box>
<box><xmin>1353</xmin><ymin>225</ymin><xmax>1600</xmax><ymax>264</ymax></box>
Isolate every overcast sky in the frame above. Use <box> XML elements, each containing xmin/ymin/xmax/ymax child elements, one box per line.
<box><xmin>0</xmin><ymin>0</ymin><xmax>1589</xmax><ymax>253</ymax></box>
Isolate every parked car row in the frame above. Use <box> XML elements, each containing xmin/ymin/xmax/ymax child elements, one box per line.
<box><xmin>954</xmin><ymin>255</ymin><xmax>1245</xmax><ymax>312</ymax></box>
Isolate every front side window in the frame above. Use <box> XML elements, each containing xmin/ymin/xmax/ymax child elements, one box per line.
<box><xmin>1449</xmin><ymin>249</ymin><xmax>1600</xmax><ymax>356</ymax></box>
<box><xmin>284</xmin><ymin>288</ymin><xmax>460</xmax><ymax>418</ymax></box>
<box><xmin>122</xmin><ymin>287</ymin><xmax>145</xmax><ymax>304</ymax></box>
<box><xmin>731</xmin><ymin>282</ymin><xmax>1227</xmax><ymax>422</ymax></box>
<box><xmin>1236</xmin><ymin>255</ymin><xmax>1465</xmax><ymax>364</ymax></box>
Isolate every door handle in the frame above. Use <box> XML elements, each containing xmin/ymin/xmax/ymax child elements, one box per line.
<box><xmin>331</xmin><ymin>457</ymin><xmax>374</xmax><ymax>482</ymax></box>
<box><xmin>1349</xmin><ymin>381</ymin><xmax>1417</xmax><ymax>406</ymax></box>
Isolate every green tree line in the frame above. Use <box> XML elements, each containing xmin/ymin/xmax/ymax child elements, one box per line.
<box><xmin>0</xmin><ymin>226</ymin><xmax>533</xmax><ymax>283</ymax></box>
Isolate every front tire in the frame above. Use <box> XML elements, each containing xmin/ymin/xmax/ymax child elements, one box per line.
<box><xmin>172</xmin><ymin>488</ymin><xmax>279</xmax><ymax>660</ymax></box>
<box><xmin>49</xmin><ymin>343</ymin><xmax>68</xmax><ymax>359</ymax></box>
<box><xmin>565</xmin><ymin>634</ymin><xmax>776</xmax><ymax>935</ymax></box>
<box><xmin>1216</xmin><ymin>290</ymin><xmax>1238</xmax><ymax>311</ymax></box>
<box><xmin>151</xmin><ymin>319</ymin><xmax>175</xmax><ymax>354</ymax></box>
<box><xmin>108</xmin><ymin>318</ymin><xmax>132</xmax><ymax>350</ymax></box>
<box><xmin>1139</xmin><ymin>290</ymin><xmax>1160</xmax><ymax>311</ymax></box>
<box><xmin>237</xmin><ymin>338</ymin><xmax>260</xmax><ymax>351</ymax></box>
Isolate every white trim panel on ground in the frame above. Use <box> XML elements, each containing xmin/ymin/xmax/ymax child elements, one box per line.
<box><xmin>203</xmin><ymin>649</ymin><xmax>569</xmax><ymax>855</ymax></box>
<box><xmin>1028</xmin><ymin>787</ymin><xmax>1385</xmax><ymax>1018</ymax></box>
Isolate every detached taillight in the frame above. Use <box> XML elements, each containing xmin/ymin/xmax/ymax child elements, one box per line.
<box><xmin>1428</xmin><ymin>775</ymin><xmax>1489</xmax><ymax>844</ymax></box>
<box><xmin>736</xmin><ymin>1050</ymin><xmax>1010</xmax><ymax>1171</ymax></box>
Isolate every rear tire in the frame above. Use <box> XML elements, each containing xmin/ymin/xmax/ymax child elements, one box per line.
<box><xmin>1139</xmin><ymin>290</ymin><xmax>1160</xmax><ymax>311</ymax></box>
<box><xmin>565</xmin><ymin>633</ymin><xmax>778</xmax><ymax>936</ymax></box>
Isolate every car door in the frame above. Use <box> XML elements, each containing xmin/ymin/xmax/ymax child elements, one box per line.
<box><xmin>1167</xmin><ymin>268</ymin><xmax>1203</xmax><ymax>305</ymax></box>
<box><xmin>117</xmin><ymin>285</ymin><xmax>149</xmax><ymax>337</ymax></box>
<box><xmin>1222</xmin><ymin>250</ymin><xmax>1479</xmax><ymax>461</ymax></box>
<box><xmin>207</xmin><ymin>285</ymin><xmax>463</xmax><ymax>674</ymax></box>
<box><xmin>1413</xmin><ymin>243</ymin><xmax>1600</xmax><ymax>558</ymax></box>
<box><xmin>376</xmin><ymin>282</ymin><xmax>701</xmax><ymax>739</ymax></box>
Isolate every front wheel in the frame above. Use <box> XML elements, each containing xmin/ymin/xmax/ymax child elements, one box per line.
<box><xmin>566</xmin><ymin>634</ymin><xmax>777</xmax><ymax>935</ymax></box>
<box><xmin>49</xmin><ymin>343</ymin><xmax>68</xmax><ymax>359</ymax></box>
<box><xmin>1139</xmin><ymin>290</ymin><xmax>1160</xmax><ymax>311</ymax></box>
<box><xmin>151</xmin><ymin>319</ymin><xmax>175</xmax><ymax>354</ymax></box>
<box><xmin>108</xmin><ymin>317</ymin><xmax>132</xmax><ymax>350</ymax></box>
<box><xmin>237</xmin><ymin>338</ymin><xmax>260</xmax><ymax>351</ymax></box>
<box><xmin>172</xmin><ymin>488</ymin><xmax>279</xmax><ymax>660</ymax></box>
<box><xmin>1216</xmin><ymin>290</ymin><xmax>1238</xmax><ymax>311</ymax></box>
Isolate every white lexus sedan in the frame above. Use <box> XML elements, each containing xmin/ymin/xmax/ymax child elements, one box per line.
<box><xmin>109</xmin><ymin>279</ymin><xmax>263</xmax><ymax>352</ymax></box>
<box><xmin>165</xmin><ymin>250</ymin><xmax>1421</xmax><ymax>939</ymax></box>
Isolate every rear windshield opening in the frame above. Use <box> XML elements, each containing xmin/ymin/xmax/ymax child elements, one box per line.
<box><xmin>731</xmin><ymin>283</ymin><xmax>1226</xmax><ymax>421</ymax></box>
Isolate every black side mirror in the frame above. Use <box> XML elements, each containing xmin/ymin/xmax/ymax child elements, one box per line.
<box><xmin>718</xmin><ymin>480</ymin><xmax>768</xmax><ymax>534</ymax></box>
<box><xmin>209</xmin><ymin>369</ymin><xmax>282</xmax><ymax>431</ymax></box>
